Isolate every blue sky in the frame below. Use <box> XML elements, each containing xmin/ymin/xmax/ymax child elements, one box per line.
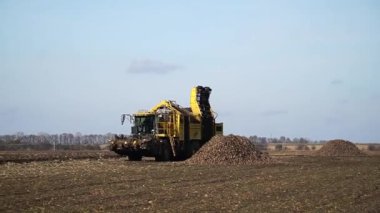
<box><xmin>1</xmin><ymin>0</ymin><xmax>379</xmax><ymax>142</ymax></box>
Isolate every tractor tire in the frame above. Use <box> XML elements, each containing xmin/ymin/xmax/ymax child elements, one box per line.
<box><xmin>155</xmin><ymin>141</ymin><xmax>173</xmax><ymax>162</ymax></box>
<box><xmin>191</xmin><ymin>140</ymin><xmax>201</xmax><ymax>155</ymax></box>
<box><xmin>128</xmin><ymin>153</ymin><xmax>142</xmax><ymax>161</ymax></box>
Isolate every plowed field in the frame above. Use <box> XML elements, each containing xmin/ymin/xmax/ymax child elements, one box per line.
<box><xmin>1</xmin><ymin>154</ymin><xmax>379</xmax><ymax>212</ymax></box>
<box><xmin>0</xmin><ymin>150</ymin><xmax>118</xmax><ymax>164</ymax></box>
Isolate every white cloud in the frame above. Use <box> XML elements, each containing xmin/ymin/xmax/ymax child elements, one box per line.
<box><xmin>330</xmin><ymin>79</ymin><xmax>343</xmax><ymax>85</ymax></box>
<box><xmin>127</xmin><ymin>59</ymin><xmax>181</xmax><ymax>74</ymax></box>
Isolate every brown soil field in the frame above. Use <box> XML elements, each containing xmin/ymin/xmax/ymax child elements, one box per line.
<box><xmin>1</xmin><ymin>154</ymin><xmax>379</xmax><ymax>212</ymax></box>
<box><xmin>0</xmin><ymin>150</ymin><xmax>118</xmax><ymax>164</ymax></box>
<box><xmin>268</xmin><ymin>149</ymin><xmax>380</xmax><ymax>156</ymax></box>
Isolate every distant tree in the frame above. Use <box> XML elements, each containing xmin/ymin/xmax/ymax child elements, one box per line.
<box><xmin>74</xmin><ymin>132</ymin><xmax>82</xmax><ymax>144</ymax></box>
<box><xmin>299</xmin><ymin>137</ymin><xmax>310</xmax><ymax>144</ymax></box>
<box><xmin>15</xmin><ymin>131</ymin><xmax>24</xmax><ymax>139</ymax></box>
<box><xmin>249</xmin><ymin>135</ymin><xmax>258</xmax><ymax>143</ymax></box>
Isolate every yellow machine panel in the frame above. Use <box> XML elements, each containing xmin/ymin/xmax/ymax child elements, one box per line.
<box><xmin>189</xmin><ymin>123</ymin><xmax>202</xmax><ymax>140</ymax></box>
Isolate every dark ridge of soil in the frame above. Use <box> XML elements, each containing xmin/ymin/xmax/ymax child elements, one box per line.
<box><xmin>316</xmin><ymin>139</ymin><xmax>366</xmax><ymax>156</ymax></box>
<box><xmin>0</xmin><ymin>150</ymin><xmax>119</xmax><ymax>164</ymax></box>
<box><xmin>187</xmin><ymin>134</ymin><xmax>272</xmax><ymax>165</ymax></box>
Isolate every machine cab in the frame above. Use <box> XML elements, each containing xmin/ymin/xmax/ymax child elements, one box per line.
<box><xmin>122</xmin><ymin>113</ymin><xmax>155</xmax><ymax>136</ymax></box>
<box><xmin>131</xmin><ymin>115</ymin><xmax>155</xmax><ymax>135</ymax></box>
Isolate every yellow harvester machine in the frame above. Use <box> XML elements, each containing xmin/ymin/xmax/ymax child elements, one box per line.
<box><xmin>109</xmin><ymin>86</ymin><xmax>223</xmax><ymax>161</ymax></box>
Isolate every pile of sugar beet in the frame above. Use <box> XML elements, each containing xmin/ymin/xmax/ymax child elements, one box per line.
<box><xmin>316</xmin><ymin>139</ymin><xmax>365</xmax><ymax>156</ymax></box>
<box><xmin>186</xmin><ymin>135</ymin><xmax>366</xmax><ymax>165</ymax></box>
<box><xmin>187</xmin><ymin>134</ymin><xmax>272</xmax><ymax>165</ymax></box>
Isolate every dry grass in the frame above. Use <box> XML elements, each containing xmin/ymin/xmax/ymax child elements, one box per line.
<box><xmin>0</xmin><ymin>154</ymin><xmax>379</xmax><ymax>212</ymax></box>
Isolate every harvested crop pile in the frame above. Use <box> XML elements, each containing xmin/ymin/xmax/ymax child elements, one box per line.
<box><xmin>316</xmin><ymin>139</ymin><xmax>365</xmax><ymax>156</ymax></box>
<box><xmin>187</xmin><ymin>134</ymin><xmax>272</xmax><ymax>165</ymax></box>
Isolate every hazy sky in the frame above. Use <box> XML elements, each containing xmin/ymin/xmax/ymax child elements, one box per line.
<box><xmin>1</xmin><ymin>1</ymin><xmax>379</xmax><ymax>142</ymax></box>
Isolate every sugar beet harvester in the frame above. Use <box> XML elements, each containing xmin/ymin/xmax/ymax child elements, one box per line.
<box><xmin>109</xmin><ymin>86</ymin><xmax>223</xmax><ymax>161</ymax></box>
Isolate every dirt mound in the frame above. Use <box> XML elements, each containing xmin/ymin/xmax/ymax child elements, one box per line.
<box><xmin>187</xmin><ymin>134</ymin><xmax>272</xmax><ymax>165</ymax></box>
<box><xmin>316</xmin><ymin>139</ymin><xmax>365</xmax><ymax>156</ymax></box>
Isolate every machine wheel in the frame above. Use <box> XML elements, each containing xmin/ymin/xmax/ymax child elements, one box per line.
<box><xmin>155</xmin><ymin>141</ymin><xmax>173</xmax><ymax>162</ymax></box>
<box><xmin>191</xmin><ymin>140</ymin><xmax>201</xmax><ymax>155</ymax></box>
<box><xmin>181</xmin><ymin>140</ymin><xmax>201</xmax><ymax>160</ymax></box>
<box><xmin>128</xmin><ymin>153</ymin><xmax>142</xmax><ymax>161</ymax></box>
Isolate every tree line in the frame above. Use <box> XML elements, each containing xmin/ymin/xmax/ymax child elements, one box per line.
<box><xmin>0</xmin><ymin>132</ymin><xmax>114</xmax><ymax>145</ymax></box>
<box><xmin>0</xmin><ymin>132</ymin><xmax>115</xmax><ymax>151</ymax></box>
<box><xmin>249</xmin><ymin>135</ymin><xmax>325</xmax><ymax>144</ymax></box>
<box><xmin>0</xmin><ymin>132</ymin><xmax>323</xmax><ymax>147</ymax></box>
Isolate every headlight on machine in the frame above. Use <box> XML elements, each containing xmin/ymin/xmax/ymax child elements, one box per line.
<box><xmin>133</xmin><ymin>140</ymin><xmax>140</xmax><ymax>148</ymax></box>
